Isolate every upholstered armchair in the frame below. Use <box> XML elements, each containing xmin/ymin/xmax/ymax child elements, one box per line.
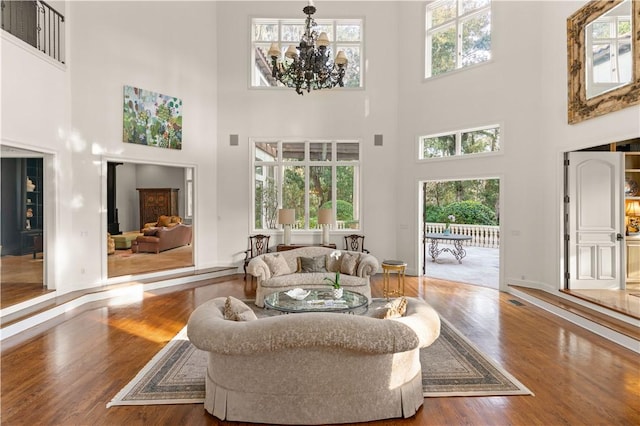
<box><xmin>243</xmin><ymin>234</ymin><xmax>270</xmax><ymax>279</ymax></box>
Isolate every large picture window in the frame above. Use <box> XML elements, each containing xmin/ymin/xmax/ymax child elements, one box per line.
<box><xmin>252</xmin><ymin>18</ymin><xmax>363</xmax><ymax>89</ymax></box>
<box><xmin>419</xmin><ymin>125</ymin><xmax>501</xmax><ymax>160</ymax></box>
<box><xmin>425</xmin><ymin>0</ymin><xmax>492</xmax><ymax>78</ymax></box>
<box><xmin>253</xmin><ymin>140</ymin><xmax>361</xmax><ymax>231</ymax></box>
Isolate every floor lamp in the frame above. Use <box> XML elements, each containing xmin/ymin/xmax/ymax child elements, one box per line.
<box><xmin>318</xmin><ymin>208</ymin><xmax>333</xmax><ymax>245</ymax></box>
<box><xmin>278</xmin><ymin>209</ymin><xmax>295</xmax><ymax>245</ymax></box>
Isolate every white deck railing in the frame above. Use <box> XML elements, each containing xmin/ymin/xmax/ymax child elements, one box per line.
<box><xmin>424</xmin><ymin>222</ymin><xmax>500</xmax><ymax>248</ymax></box>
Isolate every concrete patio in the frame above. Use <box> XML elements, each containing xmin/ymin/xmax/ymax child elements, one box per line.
<box><xmin>423</xmin><ymin>245</ymin><xmax>499</xmax><ymax>290</ymax></box>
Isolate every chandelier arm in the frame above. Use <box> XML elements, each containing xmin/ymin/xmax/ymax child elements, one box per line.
<box><xmin>269</xmin><ymin>3</ymin><xmax>346</xmax><ymax>95</ymax></box>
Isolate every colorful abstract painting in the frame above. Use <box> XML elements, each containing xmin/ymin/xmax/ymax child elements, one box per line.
<box><xmin>123</xmin><ymin>85</ymin><xmax>183</xmax><ymax>150</ymax></box>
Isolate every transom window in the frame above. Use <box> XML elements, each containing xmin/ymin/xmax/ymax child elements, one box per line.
<box><xmin>252</xmin><ymin>18</ymin><xmax>363</xmax><ymax>89</ymax></box>
<box><xmin>419</xmin><ymin>125</ymin><xmax>501</xmax><ymax>159</ymax></box>
<box><xmin>425</xmin><ymin>0</ymin><xmax>492</xmax><ymax>78</ymax></box>
<box><xmin>252</xmin><ymin>140</ymin><xmax>361</xmax><ymax>231</ymax></box>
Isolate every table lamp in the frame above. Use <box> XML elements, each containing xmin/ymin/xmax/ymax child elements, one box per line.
<box><xmin>626</xmin><ymin>200</ymin><xmax>640</xmax><ymax>234</ymax></box>
<box><xmin>278</xmin><ymin>209</ymin><xmax>295</xmax><ymax>245</ymax></box>
<box><xmin>318</xmin><ymin>208</ymin><xmax>333</xmax><ymax>245</ymax></box>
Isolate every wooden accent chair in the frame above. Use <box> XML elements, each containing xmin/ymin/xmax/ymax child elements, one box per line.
<box><xmin>344</xmin><ymin>234</ymin><xmax>370</xmax><ymax>254</ymax></box>
<box><xmin>244</xmin><ymin>234</ymin><xmax>271</xmax><ymax>279</ymax></box>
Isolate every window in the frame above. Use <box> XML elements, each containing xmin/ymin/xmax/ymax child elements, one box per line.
<box><xmin>251</xmin><ymin>18</ymin><xmax>363</xmax><ymax>88</ymax></box>
<box><xmin>586</xmin><ymin>9</ymin><xmax>632</xmax><ymax>98</ymax></box>
<box><xmin>419</xmin><ymin>125</ymin><xmax>500</xmax><ymax>159</ymax></box>
<box><xmin>425</xmin><ymin>0</ymin><xmax>491</xmax><ymax>78</ymax></box>
<box><xmin>252</xmin><ymin>140</ymin><xmax>361</xmax><ymax>231</ymax></box>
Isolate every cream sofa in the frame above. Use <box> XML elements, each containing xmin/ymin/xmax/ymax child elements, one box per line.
<box><xmin>187</xmin><ymin>296</ymin><xmax>441</xmax><ymax>424</ymax></box>
<box><xmin>247</xmin><ymin>246</ymin><xmax>379</xmax><ymax>307</ymax></box>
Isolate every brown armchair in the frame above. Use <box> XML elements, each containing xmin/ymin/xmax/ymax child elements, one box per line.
<box><xmin>244</xmin><ymin>235</ymin><xmax>270</xmax><ymax>279</ymax></box>
<box><xmin>344</xmin><ymin>234</ymin><xmax>369</xmax><ymax>254</ymax></box>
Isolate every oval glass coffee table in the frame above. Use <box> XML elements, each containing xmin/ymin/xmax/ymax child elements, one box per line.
<box><xmin>264</xmin><ymin>289</ymin><xmax>368</xmax><ymax>314</ymax></box>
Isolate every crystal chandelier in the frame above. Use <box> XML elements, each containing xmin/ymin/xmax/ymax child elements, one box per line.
<box><xmin>267</xmin><ymin>1</ymin><xmax>348</xmax><ymax>95</ymax></box>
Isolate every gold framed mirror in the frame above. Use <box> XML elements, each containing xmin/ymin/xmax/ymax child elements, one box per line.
<box><xmin>567</xmin><ymin>0</ymin><xmax>640</xmax><ymax>124</ymax></box>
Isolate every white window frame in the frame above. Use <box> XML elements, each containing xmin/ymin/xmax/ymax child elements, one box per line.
<box><xmin>251</xmin><ymin>17</ymin><xmax>364</xmax><ymax>89</ymax></box>
<box><xmin>251</xmin><ymin>139</ymin><xmax>362</xmax><ymax>232</ymax></box>
<box><xmin>585</xmin><ymin>13</ymin><xmax>633</xmax><ymax>99</ymax></box>
<box><xmin>425</xmin><ymin>0</ymin><xmax>492</xmax><ymax>79</ymax></box>
<box><xmin>418</xmin><ymin>124</ymin><xmax>502</xmax><ymax>161</ymax></box>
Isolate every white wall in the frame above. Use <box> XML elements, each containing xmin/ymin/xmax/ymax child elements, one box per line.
<box><xmin>396</xmin><ymin>1</ymin><xmax>546</xmax><ymax>284</ymax></box>
<box><xmin>2</xmin><ymin>1</ymin><xmax>218</xmax><ymax>296</ymax></box>
<box><xmin>1</xmin><ymin>16</ymin><xmax>71</xmax><ymax>290</ymax></box>
<box><xmin>215</xmin><ymin>1</ymin><xmax>400</xmax><ymax>266</ymax></box>
<box><xmin>2</xmin><ymin>0</ymin><xmax>638</xmax><ymax>299</ymax></box>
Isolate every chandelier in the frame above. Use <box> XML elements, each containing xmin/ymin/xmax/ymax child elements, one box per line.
<box><xmin>267</xmin><ymin>1</ymin><xmax>348</xmax><ymax>95</ymax></box>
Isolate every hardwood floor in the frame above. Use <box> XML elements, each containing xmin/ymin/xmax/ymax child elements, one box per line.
<box><xmin>1</xmin><ymin>274</ymin><xmax>638</xmax><ymax>425</ymax></box>
<box><xmin>107</xmin><ymin>244</ymin><xmax>193</xmax><ymax>278</ymax></box>
<box><xmin>0</xmin><ymin>246</ymin><xmax>193</xmax><ymax>308</ymax></box>
<box><xmin>0</xmin><ymin>253</ymin><xmax>49</xmax><ymax>309</ymax></box>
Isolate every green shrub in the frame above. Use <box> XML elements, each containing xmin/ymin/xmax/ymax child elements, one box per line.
<box><xmin>424</xmin><ymin>205</ymin><xmax>444</xmax><ymax>223</ymax></box>
<box><xmin>440</xmin><ymin>201</ymin><xmax>497</xmax><ymax>225</ymax></box>
<box><xmin>320</xmin><ymin>200</ymin><xmax>353</xmax><ymax>221</ymax></box>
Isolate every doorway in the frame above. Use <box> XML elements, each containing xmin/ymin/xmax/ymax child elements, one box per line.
<box><xmin>420</xmin><ymin>177</ymin><xmax>501</xmax><ymax>290</ymax></box>
<box><xmin>0</xmin><ymin>145</ymin><xmax>54</xmax><ymax>308</ymax></box>
<box><xmin>563</xmin><ymin>140</ymin><xmax>640</xmax><ymax>318</ymax></box>
<box><xmin>104</xmin><ymin>160</ymin><xmax>195</xmax><ymax>279</ymax></box>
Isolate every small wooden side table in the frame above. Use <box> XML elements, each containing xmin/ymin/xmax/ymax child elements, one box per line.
<box><xmin>382</xmin><ymin>260</ymin><xmax>407</xmax><ymax>300</ymax></box>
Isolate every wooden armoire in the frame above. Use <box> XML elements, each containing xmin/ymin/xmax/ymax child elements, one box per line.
<box><xmin>137</xmin><ymin>188</ymin><xmax>179</xmax><ymax>228</ymax></box>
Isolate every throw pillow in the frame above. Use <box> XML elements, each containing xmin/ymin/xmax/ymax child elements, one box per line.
<box><xmin>298</xmin><ymin>256</ymin><xmax>328</xmax><ymax>273</ymax></box>
<box><xmin>365</xmin><ymin>297</ymin><xmax>408</xmax><ymax>319</ymax></box>
<box><xmin>340</xmin><ymin>252</ymin><xmax>360</xmax><ymax>275</ymax></box>
<box><xmin>223</xmin><ymin>296</ymin><xmax>258</xmax><ymax>322</ymax></box>
<box><xmin>157</xmin><ymin>215</ymin><xmax>171</xmax><ymax>227</ymax></box>
<box><xmin>263</xmin><ymin>253</ymin><xmax>291</xmax><ymax>277</ymax></box>
<box><xmin>326</xmin><ymin>254</ymin><xmax>341</xmax><ymax>273</ymax></box>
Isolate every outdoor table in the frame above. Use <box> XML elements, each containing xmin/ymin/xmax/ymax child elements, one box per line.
<box><xmin>424</xmin><ymin>233</ymin><xmax>473</xmax><ymax>264</ymax></box>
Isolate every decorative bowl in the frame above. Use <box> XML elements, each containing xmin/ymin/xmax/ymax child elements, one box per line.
<box><xmin>285</xmin><ymin>288</ymin><xmax>310</xmax><ymax>300</ymax></box>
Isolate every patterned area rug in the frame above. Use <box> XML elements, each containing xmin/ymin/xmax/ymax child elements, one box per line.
<box><xmin>107</xmin><ymin>300</ymin><xmax>532</xmax><ymax>407</ymax></box>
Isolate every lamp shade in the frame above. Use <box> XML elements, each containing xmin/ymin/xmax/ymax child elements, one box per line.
<box><xmin>285</xmin><ymin>45</ymin><xmax>298</xmax><ymax>59</ymax></box>
<box><xmin>626</xmin><ymin>201</ymin><xmax>640</xmax><ymax>217</ymax></box>
<box><xmin>318</xmin><ymin>208</ymin><xmax>333</xmax><ymax>225</ymax></box>
<box><xmin>268</xmin><ymin>43</ymin><xmax>281</xmax><ymax>58</ymax></box>
<box><xmin>317</xmin><ymin>32</ymin><xmax>330</xmax><ymax>47</ymax></box>
<box><xmin>335</xmin><ymin>50</ymin><xmax>348</xmax><ymax>65</ymax></box>
<box><xmin>278</xmin><ymin>209</ymin><xmax>295</xmax><ymax>225</ymax></box>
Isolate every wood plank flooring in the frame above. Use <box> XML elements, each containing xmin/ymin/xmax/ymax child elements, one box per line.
<box><xmin>1</xmin><ymin>274</ymin><xmax>638</xmax><ymax>425</ymax></box>
<box><xmin>0</xmin><ymin>246</ymin><xmax>193</xmax><ymax>308</ymax></box>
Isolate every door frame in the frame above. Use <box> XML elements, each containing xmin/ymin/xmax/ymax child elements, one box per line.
<box><xmin>0</xmin><ymin>140</ymin><xmax>57</xmax><ymax>294</ymax></box>
<box><xmin>417</xmin><ymin>175</ymin><xmax>504</xmax><ymax>291</ymax></box>
<box><xmin>100</xmin><ymin>156</ymin><xmax>198</xmax><ymax>283</ymax></box>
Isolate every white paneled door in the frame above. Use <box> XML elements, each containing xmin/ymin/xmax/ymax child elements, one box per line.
<box><xmin>568</xmin><ymin>152</ymin><xmax>625</xmax><ymax>290</ymax></box>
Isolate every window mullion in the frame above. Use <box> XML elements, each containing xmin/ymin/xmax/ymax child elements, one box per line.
<box><xmin>305</xmin><ymin>143</ymin><xmax>310</xmax><ymax>230</ymax></box>
<box><xmin>332</xmin><ymin>141</ymin><xmax>338</xmax><ymax>230</ymax></box>
<box><xmin>456</xmin><ymin>17</ymin><xmax>463</xmax><ymax>68</ymax></box>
